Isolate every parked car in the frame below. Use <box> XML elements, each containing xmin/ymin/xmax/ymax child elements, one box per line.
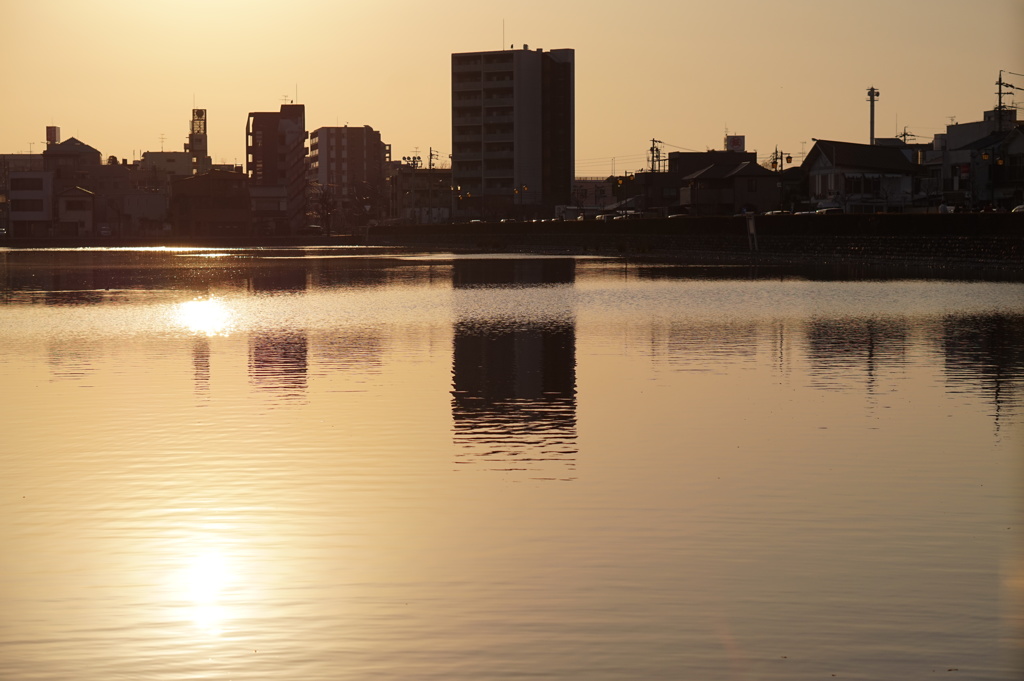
<box><xmin>815</xmin><ymin>208</ymin><xmax>844</xmax><ymax>215</ymax></box>
<box><xmin>1012</xmin><ymin>205</ymin><xmax>1024</xmax><ymax>213</ymax></box>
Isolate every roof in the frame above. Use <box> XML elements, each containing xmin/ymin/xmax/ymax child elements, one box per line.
<box><xmin>45</xmin><ymin>137</ymin><xmax>101</xmax><ymax>156</ymax></box>
<box><xmin>806</xmin><ymin>139</ymin><xmax>915</xmax><ymax>173</ymax></box>
<box><xmin>682</xmin><ymin>161</ymin><xmax>775</xmax><ymax>181</ymax></box>
<box><xmin>58</xmin><ymin>186</ymin><xmax>94</xmax><ymax>196</ymax></box>
<box><xmin>953</xmin><ymin>127</ymin><xmax>1017</xmax><ymax>152</ymax></box>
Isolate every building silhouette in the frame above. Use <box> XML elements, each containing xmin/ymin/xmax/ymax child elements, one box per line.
<box><xmin>187</xmin><ymin>109</ymin><xmax>212</xmax><ymax>176</ymax></box>
<box><xmin>451</xmin><ymin>46</ymin><xmax>574</xmax><ymax>220</ymax></box>
<box><xmin>246</xmin><ymin>103</ymin><xmax>307</xmax><ymax>235</ymax></box>
<box><xmin>386</xmin><ymin>164</ymin><xmax>453</xmax><ymax>224</ymax></box>
<box><xmin>170</xmin><ymin>169</ymin><xmax>252</xmax><ymax>237</ymax></box>
<box><xmin>308</xmin><ymin>125</ymin><xmax>390</xmax><ymax>230</ymax></box>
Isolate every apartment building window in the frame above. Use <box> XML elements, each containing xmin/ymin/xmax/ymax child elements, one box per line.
<box><xmin>11</xmin><ymin>199</ymin><xmax>44</xmax><ymax>212</ymax></box>
<box><xmin>10</xmin><ymin>178</ymin><xmax>44</xmax><ymax>191</ymax></box>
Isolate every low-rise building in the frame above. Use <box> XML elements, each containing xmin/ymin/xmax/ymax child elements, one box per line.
<box><xmin>170</xmin><ymin>170</ymin><xmax>252</xmax><ymax>238</ymax></box>
<box><xmin>7</xmin><ymin>169</ymin><xmax>53</xmax><ymax>236</ymax></box>
<box><xmin>803</xmin><ymin>139</ymin><xmax>917</xmax><ymax>213</ymax></box>
<box><xmin>680</xmin><ymin>161</ymin><xmax>778</xmax><ymax>216</ymax></box>
<box><xmin>55</xmin><ymin>186</ymin><xmax>95</xmax><ymax>237</ymax></box>
<box><xmin>386</xmin><ymin>164</ymin><xmax>452</xmax><ymax>224</ymax></box>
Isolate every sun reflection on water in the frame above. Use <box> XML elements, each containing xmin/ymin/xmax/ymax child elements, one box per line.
<box><xmin>182</xmin><ymin>549</ymin><xmax>233</xmax><ymax>636</ymax></box>
<box><xmin>174</xmin><ymin>297</ymin><xmax>234</xmax><ymax>336</ymax></box>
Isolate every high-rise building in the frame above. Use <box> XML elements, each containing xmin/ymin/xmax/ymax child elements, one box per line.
<box><xmin>451</xmin><ymin>46</ymin><xmax>574</xmax><ymax>219</ymax></box>
<box><xmin>308</xmin><ymin>125</ymin><xmax>390</xmax><ymax>226</ymax></box>
<box><xmin>246</xmin><ymin>103</ymin><xmax>307</xmax><ymax>234</ymax></box>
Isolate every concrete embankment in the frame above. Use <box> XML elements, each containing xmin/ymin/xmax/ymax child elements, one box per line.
<box><xmin>366</xmin><ymin>212</ymin><xmax>1024</xmax><ymax>275</ymax></box>
<box><xmin>3</xmin><ymin>213</ymin><xmax>1021</xmax><ymax>277</ymax></box>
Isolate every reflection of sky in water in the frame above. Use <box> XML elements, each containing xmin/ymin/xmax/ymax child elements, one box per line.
<box><xmin>0</xmin><ymin>251</ymin><xmax>1021</xmax><ymax>681</ymax></box>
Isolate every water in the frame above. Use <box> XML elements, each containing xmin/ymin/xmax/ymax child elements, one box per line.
<box><xmin>1</xmin><ymin>247</ymin><xmax>1022</xmax><ymax>680</ymax></box>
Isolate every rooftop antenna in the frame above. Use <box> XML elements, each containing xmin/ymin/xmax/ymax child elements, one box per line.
<box><xmin>867</xmin><ymin>86</ymin><xmax>880</xmax><ymax>145</ymax></box>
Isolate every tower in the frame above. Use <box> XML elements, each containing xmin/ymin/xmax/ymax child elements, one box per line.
<box><xmin>188</xmin><ymin>109</ymin><xmax>211</xmax><ymax>175</ymax></box>
<box><xmin>867</xmin><ymin>86</ymin><xmax>880</xmax><ymax>145</ymax></box>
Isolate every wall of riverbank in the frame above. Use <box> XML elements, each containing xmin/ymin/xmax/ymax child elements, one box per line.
<box><xmin>366</xmin><ymin>212</ymin><xmax>1024</xmax><ymax>270</ymax></box>
<box><xmin>3</xmin><ymin>213</ymin><xmax>1021</xmax><ymax>275</ymax></box>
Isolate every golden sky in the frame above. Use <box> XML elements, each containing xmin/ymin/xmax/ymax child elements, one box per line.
<box><xmin>4</xmin><ymin>0</ymin><xmax>1022</xmax><ymax>173</ymax></box>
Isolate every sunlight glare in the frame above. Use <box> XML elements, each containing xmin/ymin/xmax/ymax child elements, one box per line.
<box><xmin>183</xmin><ymin>549</ymin><xmax>232</xmax><ymax>636</ymax></box>
<box><xmin>174</xmin><ymin>297</ymin><xmax>234</xmax><ymax>336</ymax></box>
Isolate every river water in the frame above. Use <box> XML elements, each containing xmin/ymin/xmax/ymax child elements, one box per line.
<box><xmin>1</xmin><ymin>247</ymin><xmax>1022</xmax><ymax>680</ymax></box>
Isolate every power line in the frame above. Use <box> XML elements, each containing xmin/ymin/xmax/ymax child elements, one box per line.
<box><xmin>660</xmin><ymin>141</ymin><xmax>702</xmax><ymax>152</ymax></box>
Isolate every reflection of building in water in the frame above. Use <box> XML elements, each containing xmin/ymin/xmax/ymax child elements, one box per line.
<box><xmin>46</xmin><ymin>338</ymin><xmax>99</xmax><ymax>381</ymax></box>
<box><xmin>804</xmin><ymin>317</ymin><xmax>909</xmax><ymax>393</ymax></box>
<box><xmin>451</xmin><ymin>259</ymin><xmax>577</xmax><ymax>479</ymax></box>
<box><xmin>192</xmin><ymin>336</ymin><xmax>210</xmax><ymax>395</ymax></box>
<box><xmin>248</xmin><ymin>265</ymin><xmax>308</xmax><ymax>293</ymax></box>
<box><xmin>647</xmin><ymin>320</ymin><xmax>763</xmax><ymax>371</ymax></box>
<box><xmin>941</xmin><ymin>314</ymin><xmax>1024</xmax><ymax>430</ymax></box>
<box><xmin>249</xmin><ymin>331</ymin><xmax>308</xmax><ymax>395</ymax></box>
<box><xmin>315</xmin><ymin>330</ymin><xmax>385</xmax><ymax>372</ymax></box>
<box><xmin>453</xmin><ymin>258</ymin><xmax>575</xmax><ymax>288</ymax></box>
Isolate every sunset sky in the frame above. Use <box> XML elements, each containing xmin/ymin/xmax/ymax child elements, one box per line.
<box><xmin>4</xmin><ymin>0</ymin><xmax>1021</xmax><ymax>175</ymax></box>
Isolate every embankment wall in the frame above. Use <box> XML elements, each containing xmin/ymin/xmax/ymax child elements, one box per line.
<box><xmin>366</xmin><ymin>213</ymin><xmax>1023</xmax><ymax>271</ymax></box>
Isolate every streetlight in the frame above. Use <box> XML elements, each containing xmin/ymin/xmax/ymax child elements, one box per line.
<box><xmin>513</xmin><ymin>184</ymin><xmax>528</xmax><ymax>218</ymax></box>
<box><xmin>980</xmin><ymin>150</ymin><xmax>1005</xmax><ymax>207</ymax></box>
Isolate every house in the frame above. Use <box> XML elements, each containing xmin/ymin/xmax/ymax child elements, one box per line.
<box><xmin>803</xmin><ymin>139</ymin><xmax>917</xmax><ymax>213</ymax></box>
<box><xmin>679</xmin><ymin>161</ymin><xmax>778</xmax><ymax>216</ymax></box>
<box><xmin>55</xmin><ymin>186</ymin><xmax>95</xmax><ymax>237</ymax></box>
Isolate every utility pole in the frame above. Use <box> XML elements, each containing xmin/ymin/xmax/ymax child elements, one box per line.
<box><xmin>649</xmin><ymin>139</ymin><xmax>664</xmax><ymax>172</ymax></box>
<box><xmin>995</xmin><ymin>70</ymin><xmax>1023</xmax><ymax>132</ymax></box>
<box><xmin>897</xmin><ymin>126</ymin><xmax>920</xmax><ymax>143</ymax></box>
<box><xmin>771</xmin><ymin>147</ymin><xmax>793</xmax><ymax>211</ymax></box>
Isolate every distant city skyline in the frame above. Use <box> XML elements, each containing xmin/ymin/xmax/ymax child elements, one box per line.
<box><xmin>4</xmin><ymin>0</ymin><xmax>1022</xmax><ymax>174</ymax></box>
